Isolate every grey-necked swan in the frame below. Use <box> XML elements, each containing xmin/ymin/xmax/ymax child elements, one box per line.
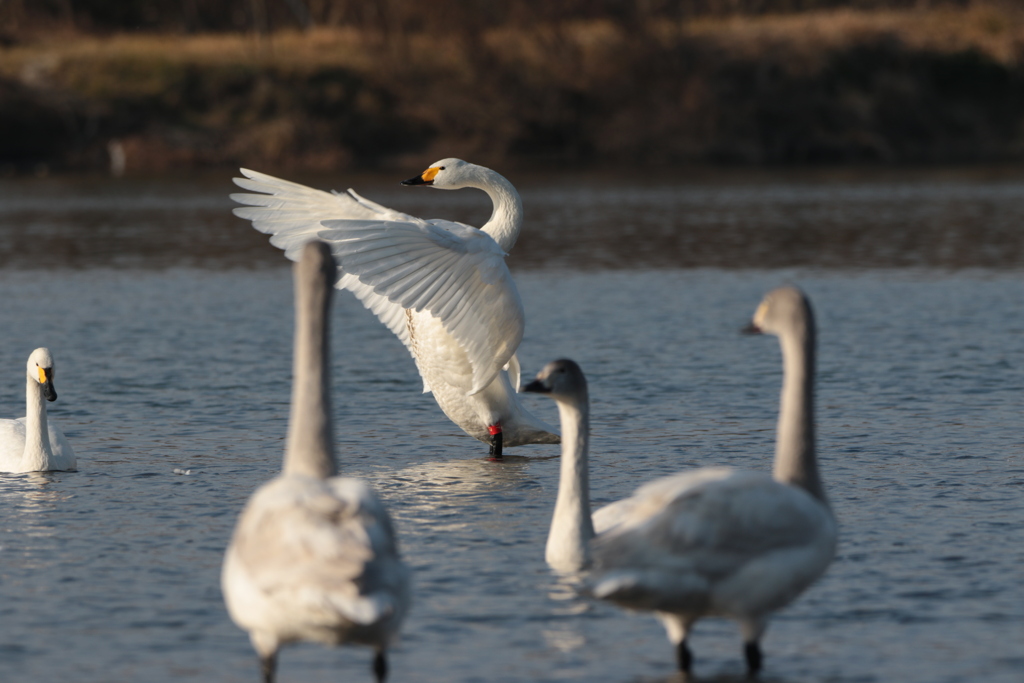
<box><xmin>222</xmin><ymin>242</ymin><xmax>411</xmax><ymax>683</ymax></box>
<box><xmin>523</xmin><ymin>286</ymin><xmax>836</xmax><ymax>675</ymax></box>
<box><xmin>0</xmin><ymin>348</ymin><xmax>76</xmax><ymax>473</ymax></box>
<box><xmin>231</xmin><ymin>160</ymin><xmax>558</xmax><ymax>459</ymax></box>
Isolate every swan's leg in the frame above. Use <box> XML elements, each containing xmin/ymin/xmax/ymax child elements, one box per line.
<box><xmin>656</xmin><ymin>612</ymin><xmax>693</xmax><ymax>673</ymax></box>
<box><xmin>744</xmin><ymin>641</ymin><xmax>762</xmax><ymax>674</ymax></box>
<box><xmin>739</xmin><ymin>617</ymin><xmax>766</xmax><ymax>675</ymax></box>
<box><xmin>373</xmin><ymin>650</ymin><xmax>388</xmax><ymax>683</ymax></box>
<box><xmin>259</xmin><ymin>653</ymin><xmax>277</xmax><ymax>683</ymax></box>
<box><xmin>251</xmin><ymin>634</ymin><xmax>280</xmax><ymax>683</ymax></box>
<box><xmin>487</xmin><ymin>424</ymin><xmax>503</xmax><ymax>460</ymax></box>
<box><xmin>676</xmin><ymin>640</ymin><xmax>692</xmax><ymax>673</ymax></box>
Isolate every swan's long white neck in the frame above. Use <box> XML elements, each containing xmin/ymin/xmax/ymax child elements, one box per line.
<box><xmin>546</xmin><ymin>396</ymin><xmax>595</xmax><ymax>573</ymax></box>
<box><xmin>466</xmin><ymin>166</ymin><xmax>523</xmax><ymax>253</ymax></box>
<box><xmin>774</xmin><ymin>318</ymin><xmax>826</xmax><ymax>504</ymax></box>
<box><xmin>283</xmin><ymin>253</ymin><xmax>337</xmax><ymax>480</ymax></box>
<box><xmin>21</xmin><ymin>375</ymin><xmax>54</xmax><ymax>471</ymax></box>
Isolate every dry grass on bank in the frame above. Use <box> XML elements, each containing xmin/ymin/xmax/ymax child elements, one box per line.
<box><xmin>680</xmin><ymin>5</ymin><xmax>1024</xmax><ymax>65</ymax></box>
<box><xmin>4</xmin><ymin>5</ymin><xmax>1023</xmax><ymax>83</ymax></box>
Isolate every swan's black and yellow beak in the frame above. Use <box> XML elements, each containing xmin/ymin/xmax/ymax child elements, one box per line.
<box><xmin>522</xmin><ymin>379</ymin><xmax>550</xmax><ymax>394</ymax></box>
<box><xmin>401</xmin><ymin>166</ymin><xmax>440</xmax><ymax>186</ymax></box>
<box><xmin>39</xmin><ymin>367</ymin><xmax>57</xmax><ymax>402</ymax></box>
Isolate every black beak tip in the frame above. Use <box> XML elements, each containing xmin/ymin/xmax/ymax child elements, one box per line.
<box><xmin>44</xmin><ymin>385</ymin><xmax>57</xmax><ymax>401</ymax></box>
<box><xmin>401</xmin><ymin>176</ymin><xmax>427</xmax><ymax>186</ymax></box>
<box><xmin>522</xmin><ymin>379</ymin><xmax>548</xmax><ymax>394</ymax></box>
<box><xmin>741</xmin><ymin>322</ymin><xmax>762</xmax><ymax>336</ymax></box>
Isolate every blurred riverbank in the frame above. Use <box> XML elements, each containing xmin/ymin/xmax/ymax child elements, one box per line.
<box><xmin>2</xmin><ymin>4</ymin><xmax>1024</xmax><ymax>174</ymax></box>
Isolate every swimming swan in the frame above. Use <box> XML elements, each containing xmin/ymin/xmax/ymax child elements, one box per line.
<box><xmin>222</xmin><ymin>242</ymin><xmax>411</xmax><ymax>683</ymax></box>
<box><xmin>0</xmin><ymin>348</ymin><xmax>76</xmax><ymax>473</ymax></box>
<box><xmin>231</xmin><ymin>160</ymin><xmax>559</xmax><ymax>458</ymax></box>
<box><xmin>522</xmin><ymin>287</ymin><xmax>836</xmax><ymax>675</ymax></box>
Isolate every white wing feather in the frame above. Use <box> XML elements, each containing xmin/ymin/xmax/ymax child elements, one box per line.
<box><xmin>319</xmin><ymin>218</ymin><xmax>523</xmax><ymax>393</ymax></box>
<box><xmin>231</xmin><ymin>169</ymin><xmax>418</xmax><ymax>355</ymax></box>
<box><xmin>232</xmin><ymin>178</ymin><xmax>410</xmax><ymax>262</ymax></box>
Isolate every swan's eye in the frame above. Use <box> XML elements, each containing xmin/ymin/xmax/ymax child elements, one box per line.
<box><xmin>439</xmin><ymin>166</ymin><xmax>445</xmax><ymax>170</ymax></box>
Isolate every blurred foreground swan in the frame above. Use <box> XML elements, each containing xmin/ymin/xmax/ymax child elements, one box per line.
<box><xmin>222</xmin><ymin>242</ymin><xmax>411</xmax><ymax>683</ymax></box>
<box><xmin>231</xmin><ymin>160</ymin><xmax>558</xmax><ymax>458</ymax></box>
<box><xmin>0</xmin><ymin>348</ymin><xmax>76</xmax><ymax>473</ymax></box>
<box><xmin>523</xmin><ymin>287</ymin><xmax>836</xmax><ymax>675</ymax></box>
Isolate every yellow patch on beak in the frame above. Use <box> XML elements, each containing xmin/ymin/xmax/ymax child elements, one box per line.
<box><xmin>38</xmin><ymin>367</ymin><xmax>48</xmax><ymax>383</ymax></box>
<box><xmin>421</xmin><ymin>167</ymin><xmax>440</xmax><ymax>182</ymax></box>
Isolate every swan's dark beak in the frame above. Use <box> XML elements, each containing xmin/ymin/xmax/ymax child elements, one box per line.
<box><xmin>40</xmin><ymin>369</ymin><xmax>57</xmax><ymax>401</ymax></box>
<box><xmin>741</xmin><ymin>322</ymin><xmax>762</xmax><ymax>335</ymax></box>
<box><xmin>522</xmin><ymin>379</ymin><xmax>549</xmax><ymax>394</ymax></box>
<box><xmin>401</xmin><ymin>166</ymin><xmax>439</xmax><ymax>186</ymax></box>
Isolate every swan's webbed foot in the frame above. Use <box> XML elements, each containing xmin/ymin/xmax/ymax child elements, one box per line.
<box><xmin>373</xmin><ymin>650</ymin><xmax>388</xmax><ymax>683</ymax></box>
<box><xmin>487</xmin><ymin>425</ymin><xmax>503</xmax><ymax>460</ymax></box>
<box><xmin>744</xmin><ymin>641</ymin><xmax>762</xmax><ymax>676</ymax></box>
<box><xmin>259</xmin><ymin>653</ymin><xmax>277</xmax><ymax>683</ymax></box>
<box><xmin>676</xmin><ymin>639</ymin><xmax>692</xmax><ymax>673</ymax></box>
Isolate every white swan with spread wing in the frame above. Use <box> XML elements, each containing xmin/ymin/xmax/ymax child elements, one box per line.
<box><xmin>232</xmin><ymin>159</ymin><xmax>558</xmax><ymax>458</ymax></box>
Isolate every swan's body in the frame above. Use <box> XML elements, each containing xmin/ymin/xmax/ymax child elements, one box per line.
<box><xmin>231</xmin><ymin>160</ymin><xmax>558</xmax><ymax>457</ymax></box>
<box><xmin>222</xmin><ymin>242</ymin><xmax>411</xmax><ymax>683</ymax></box>
<box><xmin>523</xmin><ymin>287</ymin><xmax>836</xmax><ymax>674</ymax></box>
<box><xmin>0</xmin><ymin>348</ymin><xmax>76</xmax><ymax>473</ymax></box>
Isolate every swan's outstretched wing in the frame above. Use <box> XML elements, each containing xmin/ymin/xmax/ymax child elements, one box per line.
<box><xmin>590</xmin><ymin>469</ymin><xmax>835</xmax><ymax>613</ymax></box>
<box><xmin>232</xmin><ymin>169</ymin><xmax>415</xmax><ymax>248</ymax></box>
<box><xmin>319</xmin><ymin>217</ymin><xmax>524</xmax><ymax>394</ymax></box>
<box><xmin>232</xmin><ymin>169</ymin><xmax>525</xmax><ymax>394</ymax></box>
<box><xmin>232</xmin><ymin>170</ymin><xmax>418</xmax><ymax>354</ymax></box>
<box><xmin>226</xmin><ymin>476</ymin><xmax>410</xmax><ymax>631</ymax></box>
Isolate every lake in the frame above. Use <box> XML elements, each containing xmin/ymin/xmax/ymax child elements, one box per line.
<box><xmin>0</xmin><ymin>168</ymin><xmax>1022</xmax><ymax>682</ymax></box>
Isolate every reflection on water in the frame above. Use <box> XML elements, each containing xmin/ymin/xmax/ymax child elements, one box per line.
<box><xmin>0</xmin><ymin>473</ymin><xmax>68</xmax><ymax>543</ymax></box>
<box><xmin>394</xmin><ymin>455</ymin><xmax>540</xmax><ymax>500</ymax></box>
<box><xmin>2</xmin><ymin>168</ymin><xmax>1024</xmax><ymax>269</ymax></box>
<box><xmin>0</xmin><ymin>472</ymin><xmax>72</xmax><ymax>513</ymax></box>
<box><xmin>385</xmin><ymin>456</ymin><xmax>546</xmax><ymax>534</ymax></box>
<box><xmin>542</xmin><ymin>626</ymin><xmax>587</xmax><ymax>654</ymax></box>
